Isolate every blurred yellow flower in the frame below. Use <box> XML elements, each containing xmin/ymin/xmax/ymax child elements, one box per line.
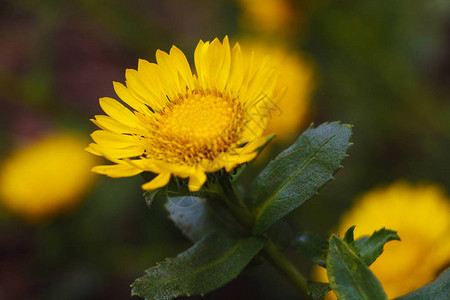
<box><xmin>240</xmin><ymin>40</ymin><xmax>314</xmax><ymax>143</ymax></box>
<box><xmin>0</xmin><ymin>132</ymin><xmax>98</xmax><ymax>223</ymax></box>
<box><xmin>313</xmin><ymin>181</ymin><xmax>450</xmax><ymax>299</ymax></box>
<box><xmin>237</xmin><ymin>0</ymin><xmax>296</xmax><ymax>34</ymax></box>
<box><xmin>87</xmin><ymin>37</ymin><xmax>282</xmax><ymax>192</ymax></box>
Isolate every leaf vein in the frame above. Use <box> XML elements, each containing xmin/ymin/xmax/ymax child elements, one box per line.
<box><xmin>253</xmin><ymin>134</ymin><xmax>338</xmax><ymax>222</ymax></box>
<box><xmin>144</xmin><ymin>237</ymin><xmax>247</xmax><ymax>287</ymax></box>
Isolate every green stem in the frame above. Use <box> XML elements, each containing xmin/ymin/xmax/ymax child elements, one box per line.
<box><xmin>217</xmin><ymin>175</ymin><xmax>309</xmax><ymax>296</ymax></box>
<box><xmin>217</xmin><ymin>175</ymin><xmax>254</xmax><ymax>232</ymax></box>
<box><xmin>262</xmin><ymin>240</ymin><xmax>308</xmax><ymax>294</ymax></box>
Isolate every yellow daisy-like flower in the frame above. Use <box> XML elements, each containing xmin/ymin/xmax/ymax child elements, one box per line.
<box><xmin>0</xmin><ymin>132</ymin><xmax>98</xmax><ymax>223</ymax></box>
<box><xmin>87</xmin><ymin>37</ymin><xmax>281</xmax><ymax>192</ymax></box>
<box><xmin>313</xmin><ymin>181</ymin><xmax>450</xmax><ymax>299</ymax></box>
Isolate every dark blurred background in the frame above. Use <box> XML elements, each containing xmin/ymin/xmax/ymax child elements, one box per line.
<box><xmin>0</xmin><ymin>0</ymin><xmax>449</xmax><ymax>299</ymax></box>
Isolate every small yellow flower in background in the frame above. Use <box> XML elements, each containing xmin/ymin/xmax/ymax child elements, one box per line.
<box><xmin>240</xmin><ymin>41</ymin><xmax>314</xmax><ymax>143</ymax></box>
<box><xmin>237</xmin><ymin>0</ymin><xmax>296</xmax><ymax>35</ymax></box>
<box><xmin>313</xmin><ymin>181</ymin><xmax>450</xmax><ymax>299</ymax></box>
<box><xmin>0</xmin><ymin>132</ymin><xmax>98</xmax><ymax>223</ymax></box>
<box><xmin>87</xmin><ymin>37</ymin><xmax>282</xmax><ymax>192</ymax></box>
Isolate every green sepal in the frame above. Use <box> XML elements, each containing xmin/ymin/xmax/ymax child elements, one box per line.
<box><xmin>230</xmin><ymin>164</ymin><xmax>248</xmax><ymax>183</ymax></box>
<box><xmin>131</xmin><ymin>231</ymin><xmax>266</xmax><ymax>300</ymax></box>
<box><xmin>143</xmin><ymin>189</ymin><xmax>164</xmax><ymax>209</ymax></box>
<box><xmin>394</xmin><ymin>268</ymin><xmax>450</xmax><ymax>300</ymax></box>
<box><xmin>327</xmin><ymin>234</ymin><xmax>388</xmax><ymax>300</ymax></box>
<box><xmin>293</xmin><ymin>232</ymin><xmax>329</xmax><ymax>268</ymax></box>
<box><xmin>165</xmin><ymin>177</ymin><xmax>223</xmax><ymax>202</ymax></box>
<box><xmin>245</xmin><ymin>122</ymin><xmax>353</xmax><ymax>235</ymax></box>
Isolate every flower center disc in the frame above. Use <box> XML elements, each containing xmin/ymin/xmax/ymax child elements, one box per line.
<box><xmin>149</xmin><ymin>91</ymin><xmax>245</xmax><ymax>164</ymax></box>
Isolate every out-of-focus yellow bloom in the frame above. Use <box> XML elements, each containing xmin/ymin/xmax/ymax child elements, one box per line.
<box><xmin>313</xmin><ymin>181</ymin><xmax>450</xmax><ymax>299</ymax></box>
<box><xmin>241</xmin><ymin>41</ymin><xmax>314</xmax><ymax>143</ymax></box>
<box><xmin>0</xmin><ymin>132</ymin><xmax>98</xmax><ymax>223</ymax></box>
<box><xmin>87</xmin><ymin>37</ymin><xmax>283</xmax><ymax>192</ymax></box>
<box><xmin>237</xmin><ymin>0</ymin><xmax>296</xmax><ymax>35</ymax></box>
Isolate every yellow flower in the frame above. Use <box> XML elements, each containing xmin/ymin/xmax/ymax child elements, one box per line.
<box><xmin>87</xmin><ymin>37</ymin><xmax>281</xmax><ymax>192</ymax></box>
<box><xmin>240</xmin><ymin>40</ymin><xmax>314</xmax><ymax>143</ymax></box>
<box><xmin>0</xmin><ymin>132</ymin><xmax>98</xmax><ymax>223</ymax></box>
<box><xmin>313</xmin><ymin>181</ymin><xmax>450</xmax><ymax>299</ymax></box>
<box><xmin>237</xmin><ymin>0</ymin><xmax>296</xmax><ymax>34</ymax></box>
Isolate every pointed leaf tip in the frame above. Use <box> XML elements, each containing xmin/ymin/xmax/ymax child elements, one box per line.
<box><xmin>327</xmin><ymin>235</ymin><xmax>388</xmax><ymax>300</ymax></box>
<box><xmin>355</xmin><ymin>228</ymin><xmax>401</xmax><ymax>266</ymax></box>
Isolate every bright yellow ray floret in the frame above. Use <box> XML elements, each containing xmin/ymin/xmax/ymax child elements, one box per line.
<box><xmin>87</xmin><ymin>37</ymin><xmax>282</xmax><ymax>191</ymax></box>
<box><xmin>313</xmin><ymin>181</ymin><xmax>450</xmax><ymax>299</ymax></box>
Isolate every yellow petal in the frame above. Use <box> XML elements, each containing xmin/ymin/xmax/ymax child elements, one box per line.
<box><xmin>88</xmin><ymin>142</ymin><xmax>144</xmax><ymax>158</ymax></box>
<box><xmin>205</xmin><ymin>38</ymin><xmax>224</xmax><ymax>88</ymax></box>
<box><xmin>241</xmin><ymin>136</ymin><xmax>268</xmax><ymax>153</ymax></box>
<box><xmin>92</xmin><ymin>163</ymin><xmax>142</xmax><ymax>178</ymax></box>
<box><xmin>85</xmin><ymin>144</ymin><xmax>103</xmax><ymax>156</ymax></box>
<box><xmin>188</xmin><ymin>170</ymin><xmax>207</xmax><ymax>191</ymax></box>
<box><xmin>91</xmin><ymin>115</ymin><xmax>134</xmax><ymax>134</ymax></box>
<box><xmin>227</xmin><ymin>43</ymin><xmax>244</xmax><ymax>93</ymax></box>
<box><xmin>170</xmin><ymin>46</ymin><xmax>195</xmax><ymax>90</ymax></box>
<box><xmin>246</xmin><ymin>74</ymin><xmax>278</xmax><ymax>110</ymax></box>
<box><xmin>125</xmin><ymin>68</ymin><xmax>164</xmax><ymax>109</ymax></box>
<box><xmin>156</xmin><ymin>49</ymin><xmax>183</xmax><ymax>93</ymax></box>
<box><xmin>195</xmin><ymin>40</ymin><xmax>210</xmax><ymax>88</ymax></box>
<box><xmin>137</xmin><ymin>60</ymin><xmax>177</xmax><ymax>106</ymax></box>
<box><xmin>124</xmin><ymin>158</ymin><xmax>160</xmax><ymax>174</ymax></box>
<box><xmin>99</xmin><ymin>97</ymin><xmax>143</xmax><ymax>129</ymax></box>
<box><xmin>141</xmin><ymin>173</ymin><xmax>171</xmax><ymax>190</ymax></box>
<box><xmin>224</xmin><ymin>152</ymin><xmax>258</xmax><ymax>172</ymax></box>
<box><xmin>217</xmin><ymin>36</ymin><xmax>231</xmax><ymax>91</ymax></box>
<box><xmin>90</xmin><ymin>130</ymin><xmax>141</xmax><ymax>148</ymax></box>
<box><xmin>113</xmin><ymin>81</ymin><xmax>152</xmax><ymax>113</ymax></box>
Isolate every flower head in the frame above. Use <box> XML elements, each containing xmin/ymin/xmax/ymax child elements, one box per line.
<box><xmin>0</xmin><ymin>132</ymin><xmax>98</xmax><ymax>223</ymax></box>
<box><xmin>313</xmin><ymin>181</ymin><xmax>450</xmax><ymax>298</ymax></box>
<box><xmin>87</xmin><ymin>37</ymin><xmax>281</xmax><ymax>191</ymax></box>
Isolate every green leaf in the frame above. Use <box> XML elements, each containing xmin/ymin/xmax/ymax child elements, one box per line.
<box><xmin>354</xmin><ymin>228</ymin><xmax>400</xmax><ymax>266</ymax></box>
<box><xmin>143</xmin><ymin>189</ymin><xmax>164</xmax><ymax>209</ymax></box>
<box><xmin>306</xmin><ymin>281</ymin><xmax>332</xmax><ymax>299</ymax></box>
<box><xmin>394</xmin><ymin>268</ymin><xmax>450</xmax><ymax>300</ymax></box>
<box><xmin>344</xmin><ymin>225</ymin><xmax>356</xmax><ymax>244</ymax></box>
<box><xmin>293</xmin><ymin>232</ymin><xmax>329</xmax><ymax>268</ymax></box>
<box><xmin>166</xmin><ymin>196</ymin><xmax>290</xmax><ymax>271</ymax></box>
<box><xmin>165</xmin><ymin>196</ymin><xmax>242</xmax><ymax>242</ymax></box>
<box><xmin>131</xmin><ymin>232</ymin><xmax>265</xmax><ymax>299</ymax></box>
<box><xmin>327</xmin><ymin>234</ymin><xmax>388</xmax><ymax>300</ymax></box>
<box><xmin>246</xmin><ymin>122</ymin><xmax>352</xmax><ymax>235</ymax></box>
